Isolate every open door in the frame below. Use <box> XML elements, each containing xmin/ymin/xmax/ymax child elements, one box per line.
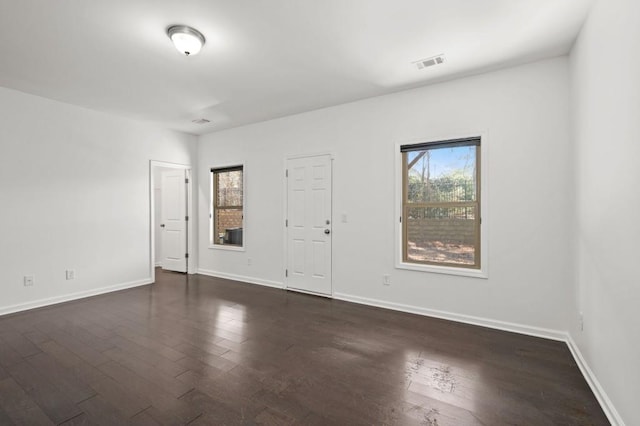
<box><xmin>285</xmin><ymin>154</ymin><xmax>332</xmax><ymax>296</ymax></box>
<box><xmin>161</xmin><ymin>169</ymin><xmax>187</xmax><ymax>272</ymax></box>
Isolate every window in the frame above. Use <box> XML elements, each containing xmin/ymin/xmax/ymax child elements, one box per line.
<box><xmin>211</xmin><ymin>165</ymin><xmax>244</xmax><ymax>247</ymax></box>
<box><xmin>400</xmin><ymin>137</ymin><xmax>481</xmax><ymax>270</ymax></box>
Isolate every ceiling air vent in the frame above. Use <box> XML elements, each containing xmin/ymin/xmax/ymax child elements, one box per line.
<box><xmin>192</xmin><ymin>118</ymin><xmax>211</xmax><ymax>124</ymax></box>
<box><xmin>413</xmin><ymin>54</ymin><xmax>445</xmax><ymax>70</ymax></box>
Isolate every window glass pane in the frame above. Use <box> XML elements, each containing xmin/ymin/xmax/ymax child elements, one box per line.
<box><xmin>406</xmin><ymin>206</ymin><xmax>476</xmax><ymax>266</ymax></box>
<box><xmin>212</xmin><ymin>166</ymin><xmax>243</xmax><ymax>247</ymax></box>
<box><xmin>214</xmin><ymin>208</ymin><xmax>243</xmax><ymax>245</ymax></box>
<box><xmin>406</xmin><ymin>146</ymin><xmax>476</xmax><ymax>203</ymax></box>
<box><xmin>216</xmin><ymin>170</ymin><xmax>243</xmax><ymax>207</ymax></box>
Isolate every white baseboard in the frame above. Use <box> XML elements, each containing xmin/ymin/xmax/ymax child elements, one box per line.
<box><xmin>333</xmin><ymin>292</ymin><xmax>567</xmax><ymax>341</ymax></box>
<box><xmin>566</xmin><ymin>334</ymin><xmax>625</xmax><ymax>426</ymax></box>
<box><xmin>197</xmin><ymin>269</ymin><xmax>284</xmax><ymax>290</ymax></box>
<box><xmin>0</xmin><ymin>278</ymin><xmax>153</xmax><ymax>317</ymax></box>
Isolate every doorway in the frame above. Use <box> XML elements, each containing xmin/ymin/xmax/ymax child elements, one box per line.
<box><xmin>150</xmin><ymin>161</ymin><xmax>193</xmax><ymax>281</ymax></box>
<box><xmin>284</xmin><ymin>154</ymin><xmax>333</xmax><ymax>296</ymax></box>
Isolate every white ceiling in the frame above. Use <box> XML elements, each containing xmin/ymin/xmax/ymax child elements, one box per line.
<box><xmin>0</xmin><ymin>0</ymin><xmax>591</xmax><ymax>135</ymax></box>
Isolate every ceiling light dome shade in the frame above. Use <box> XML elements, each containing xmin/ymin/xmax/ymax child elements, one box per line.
<box><xmin>167</xmin><ymin>25</ymin><xmax>205</xmax><ymax>56</ymax></box>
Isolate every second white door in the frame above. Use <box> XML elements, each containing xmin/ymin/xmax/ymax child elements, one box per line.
<box><xmin>286</xmin><ymin>154</ymin><xmax>332</xmax><ymax>295</ymax></box>
<box><xmin>161</xmin><ymin>169</ymin><xmax>187</xmax><ymax>272</ymax></box>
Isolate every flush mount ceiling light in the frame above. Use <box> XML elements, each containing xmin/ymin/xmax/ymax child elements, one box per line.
<box><xmin>167</xmin><ymin>25</ymin><xmax>205</xmax><ymax>56</ymax></box>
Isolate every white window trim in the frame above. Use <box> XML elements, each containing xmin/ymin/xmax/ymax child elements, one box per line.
<box><xmin>394</xmin><ymin>132</ymin><xmax>489</xmax><ymax>279</ymax></box>
<box><xmin>209</xmin><ymin>162</ymin><xmax>247</xmax><ymax>252</ymax></box>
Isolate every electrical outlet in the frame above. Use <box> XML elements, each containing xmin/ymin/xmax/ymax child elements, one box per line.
<box><xmin>341</xmin><ymin>213</ymin><xmax>348</xmax><ymax>223</ymax></box>
<box><xmin>383</xmin><ymin>274</ymin><xmax>391</xmax><ymax>286</ymax></box>
<box><xmin>579</xmin><ymin>312</ymin><xmax>584</xmax><ymax>331</ymax></box>
<box><xmin>66</xmin><ymin>269</ymin><xmax>75</xmax><ymax>280</ymax></box>
<box><xmin>247</xmin><ymin>258</ymin><xmax>252</xmax><ymax>266</ymax></box>
<box><xmin>24</xmin><ymin>276</ymin><xmax>34</xmax><ymax>287</ymax></box>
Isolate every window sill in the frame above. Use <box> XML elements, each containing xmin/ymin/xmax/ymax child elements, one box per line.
<box><xmin>396</xmin><ymin>261</ymin><xmax>488</xmax><ymax>279</ymax></box>
<box><xmin>209</xmin><ymin>244</ymin><xmax>245</xmax><ymax>252</ymax></box>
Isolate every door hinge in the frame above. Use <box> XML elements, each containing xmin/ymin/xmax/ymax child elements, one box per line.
<box><xmin>185</xmin><ymin>215</ymin><xmax>189</xmax><ymax>221</ymax></box>
<box><xmin>185</xmin><ymin>178</ymin><xmax>189</xmax><ymax>184</ymax></box>
<box><xmin>285</xmin><ymin>219</ymin><xmax>288</xmax><ymax>227</ymax></box>
<box><xmin>285</xmin><ymin>269</ymin><xmax>288</xmax><ymax>277</ymax></box>
<box><xmin>400</xmin><ymin>216</ymin><xmax>402</xmax><ymax>223</ymax></box>
<box><xmin>285</xmin><ymin>169</ymin><xmax>288</xmax><ymax>178</ymax></box>
<box><xmin>185</xmin><ymin>253</ymin><xmax>189</xmax><ymax>259</ymax></box>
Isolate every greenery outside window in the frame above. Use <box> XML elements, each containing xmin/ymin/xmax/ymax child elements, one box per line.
<box><xmin>211</xmin><ymin>166</ymin><xmax>244</xmax><ymax>247</ymax></box>
<box><xmin>401</xmin><ymin>137</ymin><xmax>481</xmax><ymax>269</ymax></box>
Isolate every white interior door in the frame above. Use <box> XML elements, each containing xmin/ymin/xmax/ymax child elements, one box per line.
<box><xmin>161</xmin><ymin>169</ymin><xmax>187</xmax><ymax>272</ymax></box>
<box><xmin>286</xmin><ymin>154</ymin><xmax>332</xmax><ymax>295</ymax></box>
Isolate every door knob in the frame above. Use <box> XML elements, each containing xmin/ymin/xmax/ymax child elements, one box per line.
<box><xmin>324</xmin><ymin>229</ymin><xmax>330</xmax><ymax>235</ymax></box>
<box><xmin>160</xmin><ymin>224</ymin><xmax>165</xmax><ymax>228</ymax></box>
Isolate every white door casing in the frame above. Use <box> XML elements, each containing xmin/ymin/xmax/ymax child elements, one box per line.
<box><xmin>161</xmin><ymin>169</ymin><xmax>187</xmax><ymax>272</ymax></box>
<box><xmin>285</xmin><ymin>154</ymin><xmax>332</xmax><ymax>295</ymax></box>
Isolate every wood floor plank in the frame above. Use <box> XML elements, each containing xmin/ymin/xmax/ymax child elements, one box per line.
<box><xmin>33</xmin><ymin>323</ymin><xmax>110</xmax><ymax>367</ymax></box>
<box><xmin>129</xmin><ymin>408</ymin><xmax>162</xmax><ymax>426</ymax></box>
<box><xmin>88</xmin><ymin>376</ymin><xmax>151</xmax><ymax>418</ymax></box>
<box><xmin>178</xmin><ymin>389</ymin><xmax>263</xmax><ymax>425</ymax></box>
<box><xmin>111</xmin><ymin>326</ymin><xmax>185</xmax><ymax>362</ymax></box>
<box><xmin>107</xmin><ymin>335</ymin><xmax>188</xmax><ymax>377</ymax></box>
<box><xmin>0</xmin><ymin>406</ymin><xmax>16</xmax><ymax>426</ymax></box>
<box><xmin>58</xmin><ymin>413</ymin><xmax>90</xmax><ymax>425</ymax></box>
<box><xmin>402</xmin><ymin>390</ymin><xmax>484</xmax><ymax>426</ymax></box>
<box><xmin>0</xmin><ymin>377</ymin><xmax>56</xmax><ymax>425</ymax></box>
<box><xmin>22</xmin><ymin>330</ymin><xmax>51</xmax><ymax>347</ymax></box>
<box><xmin>0</xmin><ymin>330</ymin><xmax>42</xmax><ymax>358</ymax></box>
<box><xmin>61</xmin><ymin>324</ymin><xmax>115</xmax><ymax>354</ymax></box>
<box><xmin>97</xmin><ymin>361</ymin><xmax>200</xmax><ymax>424</ymax></box>
<box><xmin>0</xmin><ymin>339</ymin><xmax>24</xmax><ymax>369</ymax></box>
<box><xmin>36</xmin><ymin>340</ymin><xmax>107</xmax><ymax>387</ymax></box>
<box><xmin>175</xmin><ymin>368</ymin><xmax>262</xmax><ymax>412</ymax></box>
<box><xmin>173</xmin><ymin>340</ymin><xmax>229</xmax><ymax>358</ymax></box>
<box><xmin>102</xmin><ymin>347</ymin><xmax>192</xmax><ymax>398</ymax></box>
<box><xmin>175</xmin><ymin>358</ymin><xmax>225</xmax><ymax>383</ymax></box>
<box><xmin>177</xmin><ymin>350</ymin><xmax>237</xmax><ymax>373</ymax></box>
<box><xmin>6</xmin><ymin>362</ymin><xmax>82</xmax><ymax>424</ymax></box>
<box><xmin>25</xmin><ymin>352</ymin><xmax>96</xmax><ymax>404</ymax></box>
<box><xmin>0</xmin><ymin>364</ymin><xmax>8</xmax><ymax>381</ymax></box>
<box><xmin>76</xmin><ymin>395</ymin><xmax>130</xmax><ymax>426</ymax></box>
<box><xmin>251</xmin><ymin>389</ymin><xmax>311</xmax><ymax>422</ymax></box>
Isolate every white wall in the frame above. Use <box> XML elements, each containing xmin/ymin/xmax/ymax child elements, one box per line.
<box><xmin>198</xmin><ymin>57</ymin><xmax>573</xmax><ymax>335</ymax></box>
<box><xmin>0</xmin><ymin>87</ymin><xmax>197</xmax><ymax>314</ymax></box>
<box><xmin>570</xmin><ymin>0</ymin><xmax>640</xmax><ymax>424</ymax></box>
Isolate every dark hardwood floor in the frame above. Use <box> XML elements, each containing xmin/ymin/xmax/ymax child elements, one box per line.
<box><xmin>0</xmin><ymin>269</ymin><xmax>608</xmax><ymax>425</ymax></box>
